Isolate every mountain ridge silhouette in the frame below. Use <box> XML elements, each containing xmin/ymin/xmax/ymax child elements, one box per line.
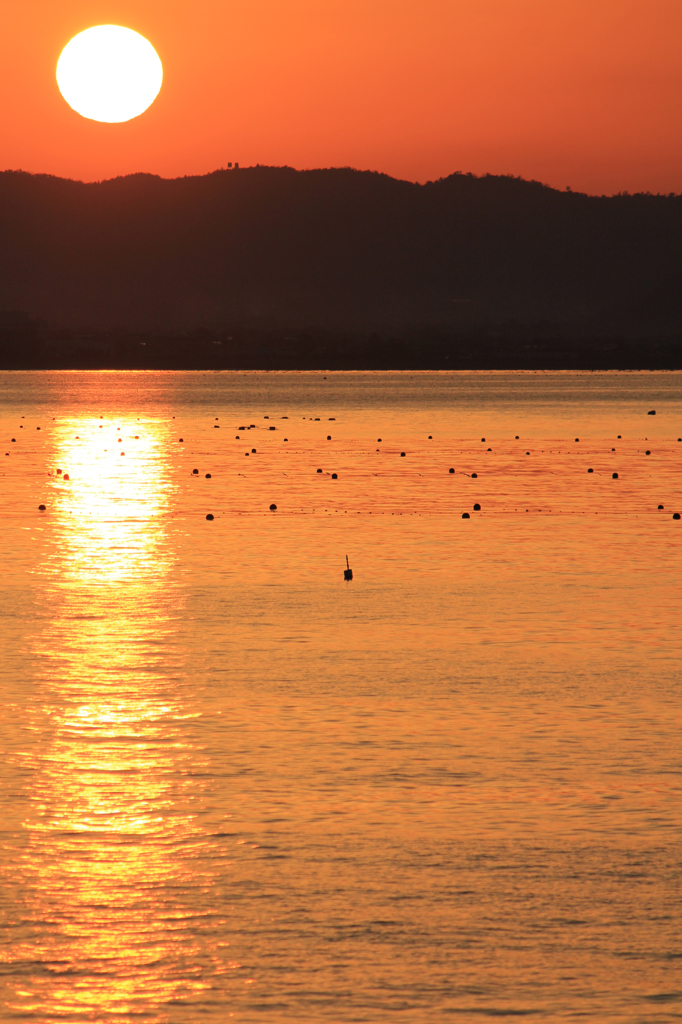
<box><xmin>1</xmin><ymin>165</ymin><xmax>681</xmax><ymax>337</ymax></box>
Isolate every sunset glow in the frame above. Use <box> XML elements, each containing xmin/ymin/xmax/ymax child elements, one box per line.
<box><xmin>0</xmin><ymin>1</ymin><xmax>678</xmax><ymax>191</ymax></box>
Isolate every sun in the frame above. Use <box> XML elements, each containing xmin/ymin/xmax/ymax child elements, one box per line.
<box><xmin>56</xmin><ymin>25</ymin><xmax>163</xmax><ymax>124</ymax></box>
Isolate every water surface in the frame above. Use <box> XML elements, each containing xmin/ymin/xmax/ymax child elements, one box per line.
<box><xmin>1</xmin><ymin>371</ymin><xmax>681</xmax><ymax>1022</ymax></box>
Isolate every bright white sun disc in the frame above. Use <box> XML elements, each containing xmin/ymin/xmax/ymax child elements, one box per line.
<box><xmin>57</xmin><ymin>25</ymin><xmax>163</xmax><ymax>123</ymax></box>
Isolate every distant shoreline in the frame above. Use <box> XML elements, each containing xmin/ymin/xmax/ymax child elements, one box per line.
<box><xmin>0</xmin><ymin>329</ymin><xmax>679</xmax><ymax>371</ymax></box>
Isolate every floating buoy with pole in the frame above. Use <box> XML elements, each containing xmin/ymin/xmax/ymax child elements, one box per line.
<box><xmin>344</xmin><ymin>555</ymin><xmax>353</xmax><ymax>581</ymax></box>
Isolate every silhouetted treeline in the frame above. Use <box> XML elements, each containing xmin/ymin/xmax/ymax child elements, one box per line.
<box><xmin>0</xmin><ymin>323</ymin><xmax>679</xmax><ymax>370</ymax></box>
<box><xmin>0</xmin><ymin>165</ymin><xmax>682</xmax><ymax>366</ymax></box>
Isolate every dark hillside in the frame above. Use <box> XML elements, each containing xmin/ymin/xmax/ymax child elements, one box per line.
<box><xmin>0</xmin><ymin>166</ymin><xmax>681</xmax><ymax>366</ymax></box>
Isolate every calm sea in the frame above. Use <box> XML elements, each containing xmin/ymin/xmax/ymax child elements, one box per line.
<box><xmin>0</xmin><ymin>370</ymin><xmax>681</xmax><ymax>1023</ymax></box>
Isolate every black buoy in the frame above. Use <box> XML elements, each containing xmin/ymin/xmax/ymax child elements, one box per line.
<box><xmin>344</xmin><ymin>555</ymin><xmax>353</xmax><ymax>581</ymax></box>
<box><xmin>205</xmin><ymin>473</ymin><xmax>211</xmax><ymax>478</ymax></box>
<box><xmin>327</xmin><ymin>435</ymin><xmax>332</xmax><ymax>440</ymax></box>
<box><xmin>428</xmin><ymin>435</ymin><xmax>432</xmax><ymax>439</ymax></box>
<box><xmin>612</xmin><ymin>472</ymin><xmax>619</xmax><ymax>479</ymax></box>
<box><xmin>269</xmin><ymin>426</ymin><xmax>276</xmax><ymax>431</ymax></box>
<box><xmin>587</xmin><ymin>468</ymin><xmax>593</xmax><ymax>473</ymax></box>
<box><xmin>331</xmin><ymin>473</ymin><xmax>338</xmax><ymax>479</ymax></box>
<box><xmin>473</xmin><ymin>503</ymin><xmax>481</xmax><ymax>511</ymax></box>
<box><xmin>673</xmin><ymin>513</ymin><xmax>681</xmax><ymax>520</ymax></box>
<box><xmin>515</xmin><ymin>435</ymin><xmax>519</xmax><ymax>439</ymax></box>
<box><xmin>179</xmin><ymin>438</ymin><xmax>184</xmax><ymax>442</ymax></box>
<box><xmin>377</xmin><ymin>438</ymin><xmax>382</xmax><ymax>442</ymax></box>
<box><xmin>618</xmin><ymin>435</ymin><xmax>621</xmax><ymax>438</ymax></box>
<box><xmin>400</xmin><ymin>452</ymin><xmax>406</xmax><ymax>457</ymax></box>
<box><xmin>449</xmin><ymin>468</ymin><xmax>454</xmax><ymax>474</ymax></box>
<box><xmin>11</xmin><ymin>438</ymin><xmax>15</xmax><ymax>442</ymax></box>
<box><xmin>462</xmin><ymin>512</ymin><xmax>470</xmax><ymax>519</ymax></box>
<box><xmin>471</xmin><ymin>472</ymin><xmax>477</xmax><ymax>478</ymax></box>
<box><xmin>269</xmin><ymin>503</ymin><xmax>277</xmax><ymax>511</ymax></box>
<box><xmin>252</xmin><ymin>448</ymin><xmax>256</xmax><ymax>453</ymax></box>
<box><xmin>206</xmin><ymin>513</ymin><xmax>214</xmax><ymax>520</ymax></box>
<box><xmin>38</xmin><ymin>504</ymin><xmax>46</xmax><ymax>511</ymax></box>
<box><xmin>658</xmin><ymin>505</ymin><xmax>664</xmax><ymax>509</ymax></box>
<box><xmin>214</xmin><ymin>425</ymin><xmax>220</xmax><ymax>428</ymax></box>
<box><xmin>317</xmin><ymin>468</ymin><xmax>322</xmax><ymax>473</ymax></box>
<box><xmin>648</xmin><ymin>410</ymin><xmax>656</xmax><ymax>415</ymax></box>
<box><xmin>645</xmin><ymin>450</ymin><xmax>651</xmax><ymax>455</ymax></box>
<box><xmin>487</xmin><ymin>448</ymin><xmax>492</xmax><ymax>451</ymax></box>
<box><xmin>481</xmin><ymin>438</ymin><xmax>485</xmax><ymax>442</ymax></box>
<box><xmin>192</xmin><ymin>468</ymin><xmax>199</xmax><ymax>475</ymax></box>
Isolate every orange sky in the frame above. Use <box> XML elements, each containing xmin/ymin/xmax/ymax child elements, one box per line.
<box><xmin>2</xmin><ymin>0</ymin><xmax>681</xmax><ymax>193</ymax></box>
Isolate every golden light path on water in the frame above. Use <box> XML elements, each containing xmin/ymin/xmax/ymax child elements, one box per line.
<box><xmin>7</xmin><ymin>415</ymin><xmax>229</xmax><ymax>1020</ymax></box>
<box><xmin>0</xmin><ymin>372</ymin><xmax>681</xmax><ymax>1023</ymax></box>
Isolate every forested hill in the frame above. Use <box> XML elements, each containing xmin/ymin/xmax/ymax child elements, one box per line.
<box><xmin>0</xmin><ymin>166</ymin><xmax>681</xmax><ymax>336</ymax></box>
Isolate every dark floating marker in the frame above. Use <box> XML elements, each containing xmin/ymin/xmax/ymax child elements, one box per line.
<box><xmin>269</xmin><ymin>426</ymin><xmax>276</xmax><ymax>431</ymax></box>
<box><xmin>331</xmin><ymin>473</ymin><xmax>338</xmax><ymax>479</ymax></box>
<box><xmin>487</xmin><ymin>448</ymin><xmax>492</xmax><ymax>451</ymax></box>
<box><xmin>269</xmin><ymin>503</ymin><xmax>277</xmax><ymax>511</ymax></box>
<box><xmin>646</xmin><ymin>450</ymin><xmax>651</xmax><ymax>455</ymax></box>
<box><xmin>473</xmin><ymin>503</ymin><xmax>481</xmax><ymax>511</ymax></box>
<box><xmin>471</xmin><ymin>472</ymin><xmax>477</xmax><ymax>478</ymax></box>
<box><xmin>11</xmin><ymin>438</ymin><xmax>15</xmax><ymax>442</ymax></box>
<box><xmin>327</xmin><ymin>435</ymin><xmax>331</xmax><ymax>440</ymax></box>
<box><xmin>36</xmin><ymin>427</ymin><xmax>41</xmax><ymax>431</ymax></box>
<box><xmin>377</xmin><ymin>438</ymin><xmax>382</xmax><ymax>442</ymax></box>
<box><xmin>238</xmin><ymin>426</ymin><xmax>245</xmax><ymax>430</ymax></box>
<box><xmin>179</xmin><ymin>438</ymin><xmax>184</xmax><ymax>442</ymax></box>
<box><xmin>252</xmin><ymin>448</ymin><xmax>256</xmax><ymax>453</ymax></box>
<box><xmin>658</xmin><ymin>504</ymin><xmax>664</xmax><ymax>509</ymax></box>
<box><xmin>526</xmin><ymin>451</ymin><xmax>530</xmax><ymax>455</ymax></box>
<box><xmin>449</xmin><ymin>468</ymin><xmax>455</xmax><ymax>474</ymax></box>
<box><xmin>400</xmin><ymin>452</ymin><xmax>406</xmax><ymax>457</ymax></box>
<box><xmin>588</xmin><ymin>468</ymin><xmax>593</xmax><ymax>473</ymax></box>
<box><xmin>192</xmin><ymin>468</ymin><xmax>199</xmax><ymax>475</ymax></box>
<box><xmin>612</xmin><ymin>472</ymin><xmax>619</xmax><ymax>479</ymax></box>
<box><xmin>205</xmin><ymin>473</ymin><xmax>211</xmax><ymax>478</ymax></box>
<box><xmin>344</xmin><ymin>555</ymin><xmax>353</xmax><ymax>581</ymax></box>
<box><xmin>648</xmin><ymin>410</ymin><xmax>656</xmax><ymax>415</ymax></box>
<box><xmin>428</xmin><ymin>435</ymin><xmax>432</xmax><ymax>439</ymax></box>
<box><xmin>515</xmin><ymin>435</ymin><xmax>519</xmax><ymax>439</ymax></box>
<box><xmin>673</xmin><ymin>513</ymin><xmax>681</xmax><ymax>520</ymax></box>
<box><xmin>38</xmin><ymin>504</ymin><xmax>46</xmax><ymax>511</ymax></box>
<box><xmin>214</xmin><ymin>425</ymin><xmax>220</xmax><ymax>428</ymax></box>
<box><xmin>317</xmin><ymin>468</ymin><xmax>322</xmax><ymax>473</ymax></box>
<box><xmin>206</xmin><ymin>513</ymin><xmax>214</xmax><ymax>521</ymax></box>
<box><xmin>462</xmin><ymin>512</ymin><xmax>470</xmax><ymax>519</ymax></box>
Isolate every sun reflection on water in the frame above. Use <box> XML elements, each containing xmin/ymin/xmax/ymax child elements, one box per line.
<box><xmin>8</xmin><ymin>417</ymin><xmax>217</xmax><ymax>1021</ymax></box>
